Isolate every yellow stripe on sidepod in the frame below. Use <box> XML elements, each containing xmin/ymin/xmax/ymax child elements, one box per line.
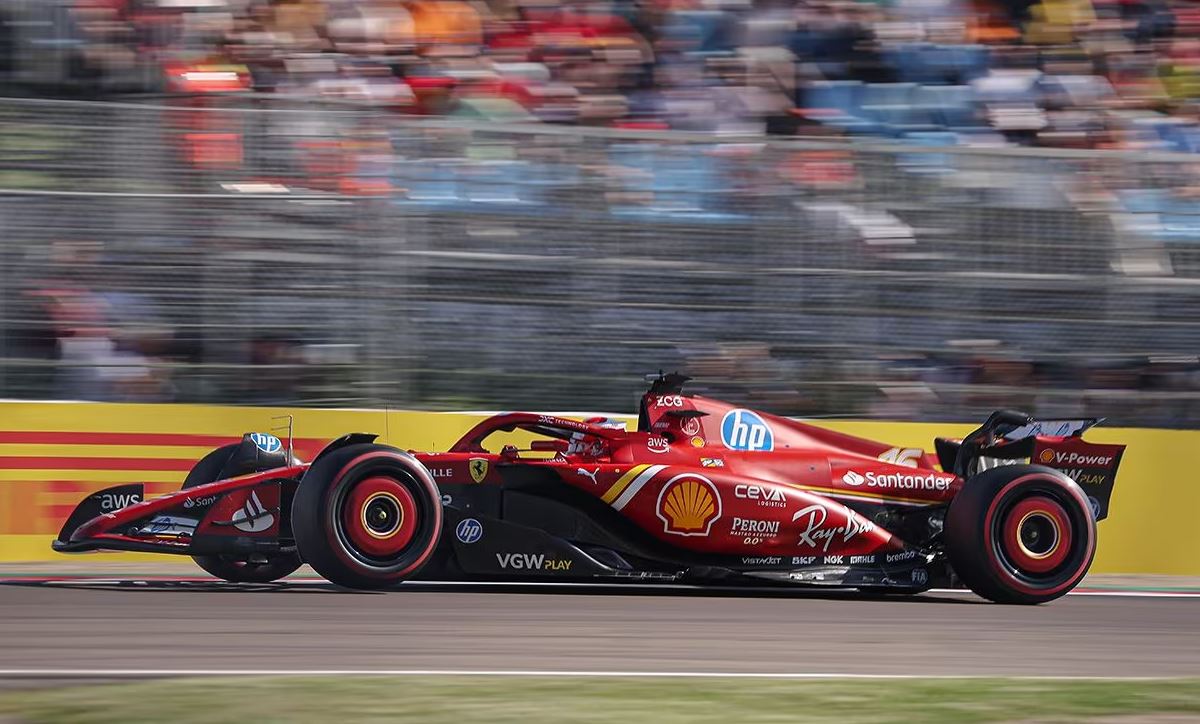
<box><xmin>601</xmin><ymin>465</ymin><xmax>648</xmax><ymax>504</ymax></box>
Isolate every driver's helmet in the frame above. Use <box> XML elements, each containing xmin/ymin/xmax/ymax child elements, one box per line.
<box><xmin>565</xmin><ymin>417</ymin><xmax>626</xmax><ymax>456</ymax></box>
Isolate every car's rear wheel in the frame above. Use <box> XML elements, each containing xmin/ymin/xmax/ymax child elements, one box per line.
<box><xmin>183</xmin><ymin>444</ymin><xmax>303</xmax><ymax>584</ymax></box>
<box><xmin>291</xmin><ymin>444</ymin><xmax>442</xmax><ymax>590</ymax></box>
<box><xmin>944</xmin><ymin>464</ymin><xmax>1096</xmax><ymax>604</ymax></box>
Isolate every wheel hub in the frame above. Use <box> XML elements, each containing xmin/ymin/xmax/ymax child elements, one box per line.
<box><xmin>1017</xmin><ymin>512</ymin><xmax>1059</xmax><ymax>558</ymax></box>
<box><xmin>1000</xmin><ymin>495</ymin><xmax>1073</xmax><ymax>575</ymax></box>
<box><xmin>341</xmin><ymin>476</ymin><xmax>418</xmax><ymax>558</ymax></box>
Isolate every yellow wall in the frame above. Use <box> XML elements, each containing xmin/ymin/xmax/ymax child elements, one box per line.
<box><xmin>0</xmin><ymin>402</ymin><xmax>1192</xmax><ymax>575</ymax></box>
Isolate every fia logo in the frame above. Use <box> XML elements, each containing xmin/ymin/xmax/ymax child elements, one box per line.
<box><xmin>720</xmin><ymin>409</ymin><xmax>773</xmax><ymax>452</ymax></box>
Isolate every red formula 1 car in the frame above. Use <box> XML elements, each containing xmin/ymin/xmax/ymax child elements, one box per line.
<box><xmin>54</xmin><ymin>374</ymin><xmax>1125</xmax><ymax>603</ymax></box>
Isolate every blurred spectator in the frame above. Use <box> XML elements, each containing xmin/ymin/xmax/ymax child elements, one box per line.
<box><xmin>11</xmin><ymin>0</ymin><xmax>1200</xmax><ymax>147</ymax></box>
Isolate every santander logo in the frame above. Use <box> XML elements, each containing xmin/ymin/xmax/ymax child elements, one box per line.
<box><xmin>841</xmin><ymin>469</ymin><xmax>953</xmax><ymax>492</ymax></box>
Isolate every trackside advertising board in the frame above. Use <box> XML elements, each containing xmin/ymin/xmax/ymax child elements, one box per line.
<box><xmin>0</xmin><ymin>401</ymin><xmax>1193</xmax><ymax>575</ymax></box>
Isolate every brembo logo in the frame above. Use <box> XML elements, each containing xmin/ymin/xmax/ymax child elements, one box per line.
<box><xmin>841</xmin><ymin>470</ymin><xmax>952</xmax><ymax>492</ymax></box>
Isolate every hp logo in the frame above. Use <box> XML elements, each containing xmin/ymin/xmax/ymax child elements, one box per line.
<box><xmin>455</xmin><ymin>518</ymin><xmax>483</xmax><ymax>544</ymax></box>
<box><xmin>250</xmin><ymin>433</ymin><xmax>282</xmax><ymax>454</ymax></box>
<box><xmin>720</xmin><ymin>409</ymin><xmax>774</xmax><ymax>452</ymax></box>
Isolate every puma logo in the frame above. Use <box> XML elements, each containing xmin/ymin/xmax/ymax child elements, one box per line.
<box><xmin>576</xmin><ymin>467</ymin><xmax>600</xmax><ymax>485</ymax></box>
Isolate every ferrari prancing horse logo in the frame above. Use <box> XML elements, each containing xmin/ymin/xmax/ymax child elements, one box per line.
<box><xmin>469</xmin><ymin>458</ymin><xmax>489</xmax><ymax>483</ymax></box>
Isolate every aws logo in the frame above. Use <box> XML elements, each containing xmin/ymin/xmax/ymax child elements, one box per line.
<box><xmin>656</xmin><ymin>474</ymin><xmax>722</xmax><ymax>536</ymax></box>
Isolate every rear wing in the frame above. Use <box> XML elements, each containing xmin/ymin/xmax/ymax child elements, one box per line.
<box><xmin>935</xmin><ymin>411</ymin><xmax>1124</xmax><ymax>521</ymax></box>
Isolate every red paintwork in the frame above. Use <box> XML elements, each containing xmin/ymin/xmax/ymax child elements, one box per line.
<box><xmin>1001</xmin><ymin>496</ymin><xmax>1071</xmax><ymax>574</ymax></box>
<box><xmin>342</xmin><ymin>476</ymin><xmax>419</xmax><ymax>556</ymax></box>
<box><xmin>62</xmin><ymin>391</ymin><xmax>1119</xmax><ymax>567</ymax></box>
<box><xmin>67</xmin><ymin>465</ymin><xmax>306</xmax><ymax>546</ymax></box>
<box><xmin>423</xmin><ymin>393</ymin><xmax>963</xmax><ymax>559</ymax></box>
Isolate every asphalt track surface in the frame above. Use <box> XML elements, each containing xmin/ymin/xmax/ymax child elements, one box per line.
<box><xmin>1</xmin><ymin>578</ymin><xmax>1198</xmax><ymax>679</ymax></box>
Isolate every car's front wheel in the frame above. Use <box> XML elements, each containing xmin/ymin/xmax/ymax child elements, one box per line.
<box><xmin>182</xmin><ymin>444</ymin><xmax>303</xmax><ymax>583</ymax></box>
<box><xmin>291</xmin><ymin>444</ymin><xmax>442</xmax><ymax>590</ymax></box>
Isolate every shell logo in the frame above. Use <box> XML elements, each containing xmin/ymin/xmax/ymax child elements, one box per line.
<box><xmin>1039</xmin><ymin>449</ymin><xmax>1056</xmax><ymax>464</ymax></box>
<box><xmin>656</xmin><ymin>474</ymin><xmax>722</xmax><ymax>536</ymax></box>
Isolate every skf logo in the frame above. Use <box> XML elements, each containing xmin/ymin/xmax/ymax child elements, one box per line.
<box><xmin>656</xmin><ymin>474</ymin><xmax>721</xmax><ymax>536</ymax></box>
<box><xmin>720</xmin><ymin>409</ymin><xmax>773</xmax><ymax>452</ymax></box>
<box><xmin>841</xmin><ymin>471</ymin><xmax>865</xmax><ymax>487</ymax></box>
<box><xmin>469</xmin><ymin>458</ymin><xmax>489</xmax><ymax>483</ymax></box>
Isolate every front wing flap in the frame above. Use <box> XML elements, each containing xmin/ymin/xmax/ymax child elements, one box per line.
<box><xmin>52</xmin><ymin>465</ymin><xmax>306</xmax><ymax>556</ymax></box>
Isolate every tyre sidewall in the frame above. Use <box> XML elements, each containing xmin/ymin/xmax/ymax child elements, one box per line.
<box><xmin>945</xmin><ymin>464</ymin><xmax>1096</xmax><ymax>604</ymax></box>
<box><xmin>292</xmin><ymin>444</ymin><xmax>443</xmax><ymax>589</ymax></box>
<box><xmin>184</xmin><ymin>443</ymin><xmax>303</xmax><ymax>583</ymax></box>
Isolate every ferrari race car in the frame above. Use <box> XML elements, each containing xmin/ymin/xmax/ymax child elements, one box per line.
<box><xmin>54</xmin><ymin>374</ymin><xmax>1125</xmax><ymax>603</ymax></box>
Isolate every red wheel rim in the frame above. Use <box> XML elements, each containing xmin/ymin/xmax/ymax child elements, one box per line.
<box><xmin>341</xmin><ymin>476</ymin><xmax>418</xmax><ymax>558</ymax></box>
<box><xmin>1000</xmin><ymin>495</ymin><xmax>1072</xmax><ymax>574</ymax></box>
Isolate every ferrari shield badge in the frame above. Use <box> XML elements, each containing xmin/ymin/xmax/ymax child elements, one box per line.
<box><xmin>469</xmin><ymin>458</ymin><xmax>489</xmax><ymax>483</ymax></box>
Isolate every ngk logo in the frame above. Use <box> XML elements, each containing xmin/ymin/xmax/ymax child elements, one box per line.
<box><xmin>1041</xmin><ymin>449</ymin><xmax>1114</xmax><ymax>467</ymax></box>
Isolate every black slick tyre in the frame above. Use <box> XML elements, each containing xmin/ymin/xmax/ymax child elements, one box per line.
<box><xmin>944</xmin><ymin>464</ymin><xmax>1096</xmax><ymax>604</ymax></box>
<box><xmin>291</xmin><ymin>443</ymin><xmax>442</xmax><ymax>590</ymax></box>
<box><xmin>182</xmin><ymin>444</ymin><xmax>303</xmax><ymax>583</ymax></box>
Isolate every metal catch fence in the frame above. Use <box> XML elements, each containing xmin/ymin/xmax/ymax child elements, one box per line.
<box><xmin>1</xmin><ymin>96</ymin><xmax>1198</xmax><ymax>426</ymax></box>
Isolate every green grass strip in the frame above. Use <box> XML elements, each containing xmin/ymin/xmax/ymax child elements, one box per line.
<box><xmin>1</xmin><ymin>676</ymin><xmax>1199</xmax><ymax>723</ymax></box>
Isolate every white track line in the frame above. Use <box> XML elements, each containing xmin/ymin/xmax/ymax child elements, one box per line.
<box><xmin>0</xmin><ymin>669</ymin><xmax>1186</xmax><ymax>681</ymax></box>
<box><xmin>7</xmin><ymin>577</ymin><xmax>1200</xmax><ymax>598</ymax></box>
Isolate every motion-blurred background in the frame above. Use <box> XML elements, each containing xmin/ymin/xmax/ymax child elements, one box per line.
<box><xmin>0</xmin><ymin>0</ymin><xmax>1198</xmax><ymax>425</ymax></box>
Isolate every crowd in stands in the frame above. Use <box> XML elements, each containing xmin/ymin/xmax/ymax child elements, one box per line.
<box><xmin>19</xmin><ymin>0</ymin><xmax>1200</xmax><ymax>146</ymax></box>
